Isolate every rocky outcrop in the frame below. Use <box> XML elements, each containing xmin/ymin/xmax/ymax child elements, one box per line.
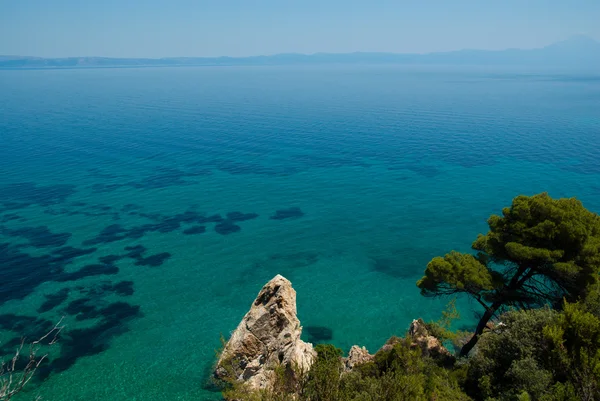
<box><xmin>214</xmin><ymin>275</ymin><xmax>316</xmax><ymax>390</ymax></box>
<box><xmin>408</xmin><ymin>319</ymin><xmax>454</xmax><ymax>364</ymax></box>
<box><xmin>343</xmin><ymin>346</ymin><xmax>373</xmax><ymax>371</ymax></box>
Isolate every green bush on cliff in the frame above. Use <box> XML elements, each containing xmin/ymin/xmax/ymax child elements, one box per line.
<box><xmin>461</xmin><ymin>293</ymin><xmax>600</xmax><ymax>401</ymax></box>
<box><xmin>346</xmin><ymin>338</ymin><xmax>468</xmax><ymax>401</ymax></box>
<box><xmin>302</xmin><ymin>344</ymin><xmax>344</xmax><ymax>401</ymax></box>
<box><xmin>221</xmin><ymin>337</ymin><xmax>470</xmax><ymax>401</ymax></box>
<box><xmin>463</xmin><ymin>308</ymin><xmax>557</xmax><ymax>400</ymax></box>
<box><xmin>424</xmin><ymin>298</ymin><xmax>462</xmax><ymax>344</ymax></box>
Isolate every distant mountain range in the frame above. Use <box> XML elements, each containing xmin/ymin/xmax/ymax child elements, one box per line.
<box><xmin>2</xmin><ymin>35</ymin><xmax>600</xmax><ymax>69</ymax></box>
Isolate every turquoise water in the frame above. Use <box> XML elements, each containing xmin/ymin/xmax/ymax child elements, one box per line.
<box><xmin>1</xmin><ymin>65</ymin><xmax>599</xmax><ymax>400</ymax></box>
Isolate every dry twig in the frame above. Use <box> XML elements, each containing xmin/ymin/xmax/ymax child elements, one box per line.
<box><xmin>0</xmin><ymin>318</ymin><xmax>64</xmax><ymax>401</ymax></box>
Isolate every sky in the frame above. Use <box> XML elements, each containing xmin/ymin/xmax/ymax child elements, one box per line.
<box><xmin>1</xmin><ymin>0</ymin><xmax>599</xmax><ymax>58</ymax></box>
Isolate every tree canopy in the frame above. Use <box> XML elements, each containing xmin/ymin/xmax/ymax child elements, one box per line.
<box><xmin>417</xmin><ymin>193</ymin><xmax>600</xmax><ymax>356</ymax></box>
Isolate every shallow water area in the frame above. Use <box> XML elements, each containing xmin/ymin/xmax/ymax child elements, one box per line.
<box><xmin>0</xmin><ymin>65</ymin><xmax>599</xmax><ymax>400</ymax></box>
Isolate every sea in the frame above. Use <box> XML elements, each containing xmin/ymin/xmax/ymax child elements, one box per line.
<box><xmin>0</xmin><ymin>64</ymin><xmax>599</xmax><ymax>400</ymax></box>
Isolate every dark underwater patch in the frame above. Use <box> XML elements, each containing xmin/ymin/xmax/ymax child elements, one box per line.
<box><xmin>84</xmin><ymin>211</ymin><xmax>203</xmax><ymax>244</ymax></box>
<box><xmin>304</xmin><ymin>326</ymin><xmax>334</xmax><ymax>343</ymax></box>
<box><xmin>83</xmin><ymin>207</ymin><xmax>258</xmax><ymax>243</ymax></box>
<box><xmin>65</xmin><ymin>298</ymin><xmax>96</xmax><ymax>319</ymax></box>
<box><xmin>44</xmin><ymin>205</ymin><xmax>120</xmax><ymax>220</ymax></box>
<box><xmin>122</xmin><ymin>245</ymin><xmax>170</xmax><ymax>267</ymax></box>
<box><xmin>89</xmin><ymin>204</ymin><xmax>113</xmax><ymax>212</ymax></box>
<box><xmin>57</xmin><ymin>263</ymin><xmax>119</xmax><ymax>282</ymax></box>
<box><xmin>0</xmin><ymin>314</ymin><xmax>54</xmax><ymax>339</ymax></box>
<box><xmin>124</xmin><ymin>244</ymin><xmax>147</xmax><ymax>258</ymax></box>
<box><xmin>152</xmin><ymin>218</ymin><xmax>181</xmax><ymax>233</ymax></box>
<box><xmin>83</xmin><ymin>224</ymin><xmax>128</xmax><ymax>245</ymax></box>
<box><xmin>134</xmin><ymin>252</ymin><xmax>171</xmax><ymax>267</ymax></box>
<box><xmin>0</xmin><ymin>237</ymin><xmax>112</xmax><ymax>304</ymax></box>
<box><xmin>1</xmin><ymin>225</ymin><xmax>71</xmax><ymax>248</ymax></box>
<box><xmin>183</xmin><ymin>225</ymin><xmax>206</xmax><ymax>235</ymax></box>
<box><xmin>215</xmin><ymin>221</ymin><xmax>241</xmax><ymax>235</ymax></box>
<box><xmin>44</xmin><ymin>300</ymin><xmax>142</xmax><ymax>377</ymax></box>
<box><xmin>109</xmin><ymin>281</ymin><xmax>135</xmax><ymax>296</ymax></box>
<box><xmin>98</xmin><ymin>254</ymin><xmax>124</xmax><ymax>264</ymax></box>
<box><xmin>370</xmin><ymin>257</ymin><xmax>417</xmax><ymax>279</ymax></box>
<box><xmin>65</xmin><ymin>297</ymin><xmax>141</xmax><ymax>322</ymax></box>
<box><xmin>270</xmin><ymin>207</ymin><xmax>304</xmax><ymax>220</ymax></box>
<box><xmin>127</xmin><ymin>166</ymin><xmax>211</xmax><ymax>190</ymax></box>
<box><xmin>52</xmin><ymin>246</ymin><xmax>97</xmax><ymax>262</ymax></box>
<box><xmin>78</xmin><ymin>280</ymin><xmax>134</xmax><ymax>297</ymax></box>
<box><xmin>38</xmin><ymin>288</ymin><xmax>70</xmax><ymax>313</ymax></box>
<box><xmin>0</xmin><ymin>315</ymin><xmax>56</xmax><ymax>365</ymax></box>
<box><xmin>0</xmin><ymin>242</ymin><xmax>61</xmax><ymax>304</ymax></box>
<box><xmin>0</xmin><ymin>202</ymin><xmax>30</xmax><ymax>212</ymax></box>
<box><xmin>121</xmin><ymin>203</ymin><xmax>142</xmax><ymax>212</ymax></box>
<box><xmin>0</xmin><ymin>182</ymin><xmax>76</xmax><ymax>207</ymax></box>
<box><xmin>199</xmin><ymin>214</ymin><xmax>224</xmax><ymax>224</ymax></box>
<box><xmin>227</xmin><ymin>212</ymin><xmax>259</xmax><ymax>222</ymax></box>
<box><xmin>0</xmin><ymin>235</ymin><xmax>129</xmax><ymax>304</ymax></box>
<box><xmin>0</xmin><ymin>213</ymin><xmax>25</xmax><ymax>223</ymax></box>
<box><xmin>0</xmin><ymin>337</ymin><xmax>25</xmax><ymax>357</ymax></box>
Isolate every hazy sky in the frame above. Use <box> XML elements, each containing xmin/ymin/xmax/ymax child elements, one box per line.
<box><xmin>1</xmin><ymin>0</ymin><xmax>599</xmax><ymax>58</ymax></box>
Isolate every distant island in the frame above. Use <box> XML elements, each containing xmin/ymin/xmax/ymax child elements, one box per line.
<box><xmin>2</xmin><ymin>35</ymin><xmax>600</xmax><ymax>69</ymax></box>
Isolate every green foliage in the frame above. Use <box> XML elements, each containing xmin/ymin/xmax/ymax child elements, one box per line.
<box><xmin>417</xmin><ymin>193</ymin><xmax>600</xmax><ymax>356</ymax></box>
<box><xmin>342</xmin><ymin>369</ymin><xmax>426</xmax><ymax>401</ymax></box>
<box><xmin>544</xmin><ymin>301</ymin><xmax>600</xmax><ymax>400</ymax></box>
<box><xmin>372</xmin><ymin>337</ymin><xmax>425</xmax><ymax>374</ymax></box>
<box><xmin>343</xmin><ymin>339</ymin><xmax>469</xmax><ymax>401</ymax></box>
<box><xmin>315</xmin><ymin>344</ymin><xmax>343</xmax><ymax>361</ymax></box>
<box><xmin>303</xmin><ymin>344</ymin><xmax>344</xmax><ymax>401</ymax></box>
<box><xmin>465</xmin><ymin>308</ymin><xmax>557</xmax><ymax>400</ymax></box>
<box><xmin>425</xmin><ymin>299</ymin><xmax>461</xmax><ymax>343</ymax></box>
<box><xmin>220</xmin><ymin>337</ymin><xmax>471</xmax><ymax>401</ymax></box>
<box><xmin>463</xmin><ymin>290</ymin><xmax>600</xmax><ymax>401</ymax></box>
<box><xmin>417</xmin><ymin>252</ymin><xmax>496</xmax><ymax>297</ymax></box>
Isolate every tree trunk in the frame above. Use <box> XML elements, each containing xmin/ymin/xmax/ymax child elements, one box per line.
<box><xmin>459</xmin><ymin>266</ymin><xmax>533</xmax><ymax>357</ymax></box>
<box><xmin>459</xmin><ymin>302</ymin><xmax>501</xmax><ymax>357</ymax></box>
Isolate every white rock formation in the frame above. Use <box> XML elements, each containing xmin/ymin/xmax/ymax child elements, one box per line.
<box><xmin>344</xmin><ymin>345</ymin><xmax>373</xmax><ymax>371</ymax></box>
<box><xmin>214</xmin><ymin>275</ymin><xmax>316</xmax><ymax>390</ymax></box>
<box><xmin>408</xmin><ymin>319</ymin><xmax>454</xmax><ymax>362</ymax></box>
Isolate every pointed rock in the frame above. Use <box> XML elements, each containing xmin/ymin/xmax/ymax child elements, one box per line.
<box><xmin>214</xmin><ymin>275</ymin><xmax>316</xmax><ymax>390</ymax></box>
<box><xmin>408</xmin><ymin>319</ymin><xmax>455</xmax><ymax>365</ymax></box>
<box><xmin>344</xmin><ymin>345</ymin><xmax>373</xmax><ymax>371</ymax></box>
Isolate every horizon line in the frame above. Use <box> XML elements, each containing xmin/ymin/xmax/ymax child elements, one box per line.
<box><xmin>2</xmin><ymin>34</ymin><xmax>598</xmax><ymax>60</ymax></box>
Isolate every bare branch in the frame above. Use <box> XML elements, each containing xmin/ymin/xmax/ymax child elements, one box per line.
<box><xmin>0</xmin><ymin>317</ymin><xmax>64</xmax><ymax>401</ymax></box>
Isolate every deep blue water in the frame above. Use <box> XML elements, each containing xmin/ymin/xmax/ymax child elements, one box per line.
<box><xmin>0</xmin><ymin>65</ymin><xmax>599</xmax><ymax>400</ymax></box>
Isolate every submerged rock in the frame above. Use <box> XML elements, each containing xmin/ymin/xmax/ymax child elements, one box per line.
<box><xmin>214</xmin><ymin>275</ymin><xmax>316</xmax><ymax>390</ymax></box>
